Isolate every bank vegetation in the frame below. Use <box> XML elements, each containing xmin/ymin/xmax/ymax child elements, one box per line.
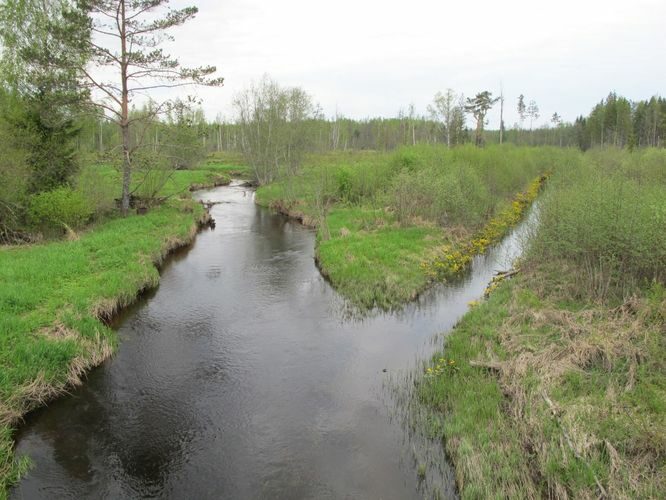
<box><xmin>417</xmin><ymin>148</ymin><xmax>666</xmax><ymax>498</ymax></box>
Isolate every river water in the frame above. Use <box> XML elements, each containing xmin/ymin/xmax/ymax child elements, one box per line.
<box><xmin>12</xmin><ymin>182</ymin><xmax>534</xmax><ymax>499</ymax></box>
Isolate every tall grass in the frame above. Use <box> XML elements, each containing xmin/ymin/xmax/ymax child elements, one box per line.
<box><xmin>257</xmin><ymin>145</ymin><xmax>578</xmax><ymax>309</ymax></box>
<box><xmin>416</xmin><ymin>148</ymin><xmax>666</xmax><ymax>498</ymax></box>
<box><xmin>533</xmin><ymin>148</ymin><xmax>666</xmax><ymax>298</ymax></box>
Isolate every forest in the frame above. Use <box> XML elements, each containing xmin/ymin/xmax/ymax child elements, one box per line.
<box><xmin>0</xmin><ymin>0</ymin><xmax>664</xmax><ymax>499</ymax></box>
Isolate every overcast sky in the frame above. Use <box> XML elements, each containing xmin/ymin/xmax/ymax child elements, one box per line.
<box><xmin>152</xmin><ymin>0</ymin><xmax>665</xmax><ymax>126</ymax></box>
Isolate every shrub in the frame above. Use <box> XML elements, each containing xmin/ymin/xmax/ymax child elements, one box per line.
<box><xmin>531</xmin><ymin>149</ymin><xmax>666</xmax><ymax>297</ymax></box>
<box><xmin>76</xmin><ymin>165</ymin><xmax>117</xmax><ymax>216</ymax></box>
<box><xmin>335</xmin><ymin>166</ymin><xmax>354</xmax><ymax>202</ymax></box>
<box><xmin>28</xmin><ymin>187</ymin><xmax>93</xmax><ymax>232</ymax></box>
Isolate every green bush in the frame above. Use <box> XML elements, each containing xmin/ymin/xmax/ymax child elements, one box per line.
<box><xmin>28</xmin><ymin>187</ymin><xmax>93</xmax><ymax>232</ymax></box>
<box><xmin>76</xmin><ymin>165</ymin><xmax>117</xmax><ymax>216</ymax></box>
<box><xmin>532</xmin><ymin>149</ymin><xmax>666</xmax><ymax>297</ymax></box>
<box><xmin>335</xmin><ymin>166</ymin><xmax>353</xmax><ymax>202</ymax></box>
<box><xmin>384</xmin><ymin>144</ymin><xmax>576</xmax><ymax>229</ymax></box>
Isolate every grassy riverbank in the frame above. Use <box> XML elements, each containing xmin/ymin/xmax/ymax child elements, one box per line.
<box><xmin>0</xmin><ymin>160</ymin><xmax>237</xmax><ymax>495</ymax></box>
<box><xmin>257</xmin><ymin>145</ymin><xmax>578</xmax><ymax>309</ymax></box>
<box><xmin>417</xmin><ymin>148</ymin><xmax>666</xmax><ymax>498</ymax></box>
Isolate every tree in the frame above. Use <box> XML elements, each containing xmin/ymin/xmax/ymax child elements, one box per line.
<box><xmin>551</xmin><ymin>112</ymin><xmax>562</xmax><ymax>146</ymax></box>
<box><xmin>77</xmin><ymin>0</ymin><xmax>224</xmax><ymax>214</ymax></box>
<box><xmin>527</xmin><ymin>100</ymin><xmax>540</xmax><ymax>131</ymax></box>
<box><xmin>498</xmin><ymin>83</ymin><xmax>505</xmax><ymax>144</ymax></box>
<box><xmin>517</xmin><ymin>94</ymin><xmax>527</xmax><ymax>130</ymax></box>
<box><xmin>407</xmin><ymin>103</ymin><xmax>417</xmax><ymax>146</ymax></box>
<box><xmin>428</xmin><ymin>89</ymin><xmax>458</xmax><ymax>148</ymax></box>
<box><xmin>233</xmin><ymin>76</ymin><xmax>315</xmax><ymax>185</ymax></box>
<box><xmin>0</xmin><ymin>0</ymin><xmax>90</xmax><ymax>193</ymax></box>
<box><xmin>464</xmin><ymin>91</ymin><xmax>499</xmax><ymax>146</ymax></box>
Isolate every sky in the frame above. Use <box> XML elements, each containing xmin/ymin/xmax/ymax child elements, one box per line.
<box><xmin>127</xmin><ymin>0</ymin><xmax>666</xmax><ymax>127</ymax></box>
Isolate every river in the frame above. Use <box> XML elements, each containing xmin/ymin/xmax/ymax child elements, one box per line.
<box><xmin>11</xmin><ymin>181</ymin><xmax>534</xmax><ymax>499</ymax></box>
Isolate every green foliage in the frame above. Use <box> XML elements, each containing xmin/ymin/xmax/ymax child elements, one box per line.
<box><xmin>533</xmin><ymin>148</ymin><xmax>666</xmax><ymax>297</ymax></box>
<box><xmin>335</xmin><ymin>166</ymin><xmax>354</xmax><ymax>202</ymax></box>
<box><xmin>12</xmin><ymin>100</ymin><xmax>81</xmax><ymax>193</ymax></box>
<box><xmin>576</xmin><ymin>94</ymin><xmax>666</xmax><ymax>150</ymax></box>
<box><xmin>385</xmin><ymin>144</ymin><xmax>576</xmax><ymax>228</ymax></box>
<box><xmin>0</xmin><ymin>201</ymin><xmax>204</xmax><ymax>494</ymax></box>
<box><xmin>259</xmin><ymin>146</ymin><xmax>574</xmax><ymax>309</ymax></box>
<box><xmin>28</xmin><ymin>187</ymin><xmax>92</xmax><ymax>232</ymax></box>
<box><xmin>0</xmin><ymin>0</ymin><xmax>89</xmax><ymax>194</ymax></box>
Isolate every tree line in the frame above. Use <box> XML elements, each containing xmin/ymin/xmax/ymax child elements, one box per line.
<box><xmin>1</xmin><ymin>1</ymin><xmax>663</xmax><ymax>243</ymax></box>
<box><xmin>573</xmin><ymin>93</ymin><xmax>665</xmax><ymax>149</ymax></box>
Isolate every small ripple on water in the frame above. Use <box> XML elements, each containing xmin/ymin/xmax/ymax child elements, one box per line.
<box><xmin>12</xmin><ymin>185</ymin><xmax>538</xmax><ymax>500</ymax></box>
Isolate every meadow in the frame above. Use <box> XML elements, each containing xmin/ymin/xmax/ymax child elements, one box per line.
<box><xmin>416</xmin><ymin>148</ymin><xmax>666</xmax><ymax>498</ymax></box>
<box><xmin>0</xmin><ymin>159</ymin><xmax>246</xmax><ymax>495</ymax></box>
<box><xmin>257</xmin><ymin>145</ymin><xmax>579</xmax><ymax>309</ymax></box>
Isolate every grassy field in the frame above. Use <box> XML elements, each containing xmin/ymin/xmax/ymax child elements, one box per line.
<box><xmin>257</xmin><ymin>145</ymin><xmax>578</xmax><ymax>309</ymax></box>
<box><xmin>76</xmin><ymin>161</ymin><xmax>238</xmax><ymax>210</ymax></box>
<box><xmin>0</xmin><ymin>160</ymin><xmax>243</xmax><ymax>496</ymax></box>
<box><xmin>416</xmin><ymin>148</ymin><xmax>666</xmax><ymax>498</ymax></box>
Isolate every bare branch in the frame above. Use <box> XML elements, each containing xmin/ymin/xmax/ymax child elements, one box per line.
<box><xmin>80</xmin><ymin>66</ymin><xmax>122</xmax><ymax>106</ymax></box>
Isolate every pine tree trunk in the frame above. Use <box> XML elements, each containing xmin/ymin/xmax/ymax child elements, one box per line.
<box><xmin>121</xmin><ymin>122</ymin><xmax>131</xmax><ymax>215</ymax></box>
<box><xmin>119</xmin><ymin>0</ymin><xmax>131</xmax><ymax>216</ymax></box>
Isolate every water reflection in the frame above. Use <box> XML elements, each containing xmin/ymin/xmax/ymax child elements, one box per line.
<box><xmin>12</xmin><ymin>183</ymin><xmax>535</xmax><ymax>499</ymax></box>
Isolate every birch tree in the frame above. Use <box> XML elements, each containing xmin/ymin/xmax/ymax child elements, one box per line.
<box><xmin>527</xmin><ymin>100</ymin><xmax>540</xmax><ymax>131</ymax></box>
<box><xmin>428</xmin><ymin>89</ymin><xmax>458</xmax><ymax>148</ymax></box>
<box><xmin>233</xmin><ymin>76</ymin><xmax>314</xmax><ymax>185</ymax></box>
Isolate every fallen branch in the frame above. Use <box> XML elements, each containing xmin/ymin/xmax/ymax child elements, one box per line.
<box><xmin>495</xmin><ymin>269</ymin><xmax>520</xmax><ymax>278</ymax></box>
<box><xmin>469</xmin><ymin>359</ymin><xmax>503</xmax><ymax>372</ymax></box>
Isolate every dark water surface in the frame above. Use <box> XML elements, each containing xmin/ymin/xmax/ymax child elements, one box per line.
<box><xmin>12</xmin><ymin>182</ymin><xmax>533</xmax><ymax>499</ymax></box>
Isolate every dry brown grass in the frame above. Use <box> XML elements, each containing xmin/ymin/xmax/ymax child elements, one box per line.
<box><xmin>471</xmin><ymin>266</ymin><xmax>666</xmax><ymax>498</ymax></box>
<box><xmin>0</xmin><ymin>333</ymin><xmax>113</xmax><ymax>429</ymax></box>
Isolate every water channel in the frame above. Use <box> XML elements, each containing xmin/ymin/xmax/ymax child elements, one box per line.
<box><xmin>12</xmin><ymin>182</ymin><xmax>534</xmax><ymax>499</ymax></box>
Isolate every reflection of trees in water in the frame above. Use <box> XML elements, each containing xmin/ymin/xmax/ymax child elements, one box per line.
<box><xmin>17</xmin><ymin>312</ymin><xmax>221</xmax><ymax>495</ymax></box>
<box><xmin>251</xmin><ymin>208</ymin><xmax>315</xmax><ymax>296</ymax></box>
<box><xmin>15</xmin><ymin>380</ymin><xmax>107</xmax><ymax>485</ymax></box>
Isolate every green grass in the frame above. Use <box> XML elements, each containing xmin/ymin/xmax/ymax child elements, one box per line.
<box><xmin>418</xmin><ymin>267</ymin><xmax>665</xmax><ymax>498</ymax></box>
<box><xmin>257</xmin><ymin>145</ymin><xmax>576</xmax><ymax>310</ymax></box>
<box><xmin>416</xmin><ymin>148</ymin><xmax>666</xmax><ymax>498</ymax></box>
<box><xmin>0</xmin><ymin>162</ymin><xmax>227</xmax><ymax>495</ymax></box>
<box><xmin>317</xmin><ymin>207</ymin><xmax>447</xmax><ymax>309</ymax></box>
<box><xmin>199</xmin><ymin>161</ymin><xmax>252</xmax><ymax>178</ymax></box>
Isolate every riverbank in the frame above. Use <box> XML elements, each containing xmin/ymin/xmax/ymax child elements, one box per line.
<box><xmin>418</xmin><ymin>265</ymin><xmax>665</xmax><ymax>498</ymax></box>
<box><xmin>257</xmin><ymin>146</ymin><xmax>573</xmax><ymax>310</ymax></box>
<box><xmin>0</xmin><ymin>166</ymin><xmax>235</xmax><ymax>495</ymax></box>
<box><xmin>416</xmin><ymin>148</ymin><xmax>666</xmax><ymax>498</ymax></box>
